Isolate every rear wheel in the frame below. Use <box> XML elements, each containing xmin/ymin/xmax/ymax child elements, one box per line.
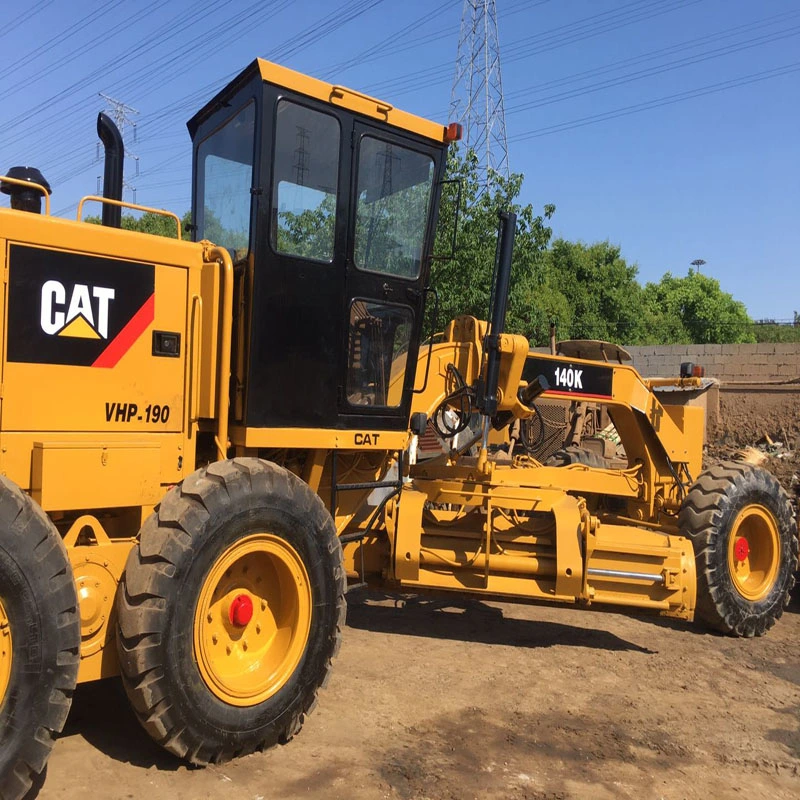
<box><xmin>0</xmin><ymin>477</ymin><xmax>80</xmax><ymax>800</ymax></box>
<box><xmin>679</xmin><ymin>461</ymin><xmax>798</xmax><ymax>636</ymax></box>
<box><xmin>117</xmin><ymin>458</ymin><xmax>345</xmax><ymax>763</ymax></box>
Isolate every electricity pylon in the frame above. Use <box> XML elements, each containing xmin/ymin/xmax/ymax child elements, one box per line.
<box><xmin>449</xmin><ymin>0</ymin><xmax>509</xmax><ymax>191</ymax></box>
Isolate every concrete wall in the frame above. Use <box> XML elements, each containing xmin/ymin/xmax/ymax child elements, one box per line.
<box><xmin>623</xmin><ymin>343</ymin><xmax>800</xmax><ymax>382</ymax></box>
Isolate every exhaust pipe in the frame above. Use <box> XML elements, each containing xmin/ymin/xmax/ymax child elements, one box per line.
<box><xmin>96</xmin><ymin>112</ymin><xmax>123</xmax><ymax>227</ymax></box>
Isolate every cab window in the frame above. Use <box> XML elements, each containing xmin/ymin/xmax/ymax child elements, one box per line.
<box><xmin>271</xmin><ymin>100</ymin><xmax>340</xmax><ymax>262</ymax></box>
<box><xmin>354</xmin><ymin>137</ymin><xmax>434</xmax><ymax>279</ymax></box>
<box><xmin>196</xmin><ymin>102</ymin><xmax>255</xmax><ymax>257</ymax></box>
<box><xmin>346</xmin><ymin>300</ymin><xmax>413</xmax><ymax>408</ymax></box>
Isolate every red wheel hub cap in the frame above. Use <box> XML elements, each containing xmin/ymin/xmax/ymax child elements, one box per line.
<box><xmin>229</xmin><ymin>594</ymin><xmax>254</xmax><ymax>627</ymax></box>
<box><xmin>733</xmin><ymin>537</ymin><xmax>749</xmax><ymax>562</ymax></box>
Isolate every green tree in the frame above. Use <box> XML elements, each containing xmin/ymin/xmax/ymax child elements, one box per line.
<box><xmin>750</xmin><ymin>318</ymin><xmax>800</xmax><ymax>343</ymax></box>
<box><xmin>642</xmin><ymin>270</ymin><xmax>755</xmax><ymax>344</ymax></box>
<box><xmin>539</xmin><ymin>239</ymin><xmax>648</xmax><ymax>344</ymax></box>
<box><xmin>85</xmin><ymin>210</ymin><xmax>192</xmax><ymax>239</ymax></box>
<box><xmin>432</xmin><ymin>148</ymin><xmax>555</xmax><ymax>344</ymax></box>
<box><xmin>276</xmin><ymin>194</ymin><xmax>336</xmax><ymax>261</ymax></box>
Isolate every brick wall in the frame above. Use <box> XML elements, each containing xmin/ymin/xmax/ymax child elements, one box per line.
<box><xmin>622</xmin><ymin>343</ymin><xmax>800</xmax><ymax>383</ymax></box>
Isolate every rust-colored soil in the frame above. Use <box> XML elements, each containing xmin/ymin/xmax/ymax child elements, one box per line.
<box><xmin>38</xmin><ymin>590</ymin><xmax>800</xmax><ymax>800</ymax></box>
<box><xmin>33</xmin><ymin>388</ymin><xmax>800</xmax><ymax>800</ymax></box>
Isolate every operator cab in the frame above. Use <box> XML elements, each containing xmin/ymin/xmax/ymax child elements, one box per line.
<box><xmin>188</xmin><ymin>59</ymin><xmax>449</xmax><ymax>433</ymax></box>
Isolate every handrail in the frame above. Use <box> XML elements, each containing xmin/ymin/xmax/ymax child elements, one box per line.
<box><xmin>189</xmin><ymin>294</ymin><xmax>203</xmax><ymax>425</ymax></box>
<box><xmin>77</xmin><ymin>195</ymin><xmax>182</xmax><ymax>239</ymax></box>
<box><xmin>0</xmin><ymin>175</ymin><xmax>51</xmax><ymax>215</ymax></box>
<box><xmin>204</xmin><ymin>244</ymin><xmax>234</xmax><ymax>462</ymax></box>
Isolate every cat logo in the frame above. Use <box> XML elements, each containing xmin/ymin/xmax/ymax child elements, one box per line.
<box><xmin>40</xmin><ymin>280</ymin><xmax>115</xmax><ymax>340</ymax></box>
<box><xmin>7</xmin><ymin>243</ymin><xmax>155</xmax><ymax>368</ymax></box>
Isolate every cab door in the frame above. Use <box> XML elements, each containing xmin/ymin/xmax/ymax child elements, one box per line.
<box><xmin>340</xmin><ymin>123</ymin><xmax>439</xmax><ymax>430</ymax></box>
<box><xmin>246</xmin><ymin>92</ymin><xmax>349</xmax><ymax>428</ymax></box>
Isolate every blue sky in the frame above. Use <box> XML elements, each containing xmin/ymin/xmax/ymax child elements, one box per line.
<box><xmin>2</xmin><ymin>0</ymin><xmax>798</xmax><ymax>320</ymax></box>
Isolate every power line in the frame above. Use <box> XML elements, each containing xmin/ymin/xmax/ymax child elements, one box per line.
<box><xmin>40</xmin><ymin>0</ymin><xmax>391</xmax><ymax>210</ymax></box>
<box><xmin>0</xmin><ymin>0</ymin><xmax>56</xmax><ymax>43</ymax></box>
<box><xmin>367</xmin><ymin>0</ymin><xmax>702</xmax><ymax>100</ymax></box>
<box><xmin>504</xmin><ymin>23</ymin><xmax>800</xmax><ymax>118</ymax></box>
<box><xmin>507</xmin><ymin>61</ymin><xmax>800</xmax><ymax>143</ymax></box>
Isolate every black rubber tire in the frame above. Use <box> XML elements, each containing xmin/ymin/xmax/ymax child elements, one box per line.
<box><xmin>546</xmin><ymin>445</ymin><xmax>609</xmax><ymax>469</ymax></box>
<box><xmin>116</xmin><ymin>458</ymin><xmax>346</xmax><ymax>764</ymax></box>
<box><xmin>0</xmin><ymin>477</ymin><xmax>80</xmax><ymax>800</ymax></box>
<box><xmin>679</xmin><ymin>461</ymin><xmax>798</xmax><ymax>637</ymax></box>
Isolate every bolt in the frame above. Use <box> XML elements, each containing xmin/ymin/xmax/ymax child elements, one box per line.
<box><xmin>212</xmin><ymin>634</ymin><xmax>218</xmax><ymax>645</ymax></box>
<box><xmin>226</xmin><ymin>645</ymin><xmax>231</xmax><ymax>655</ymax></box>
<box><xmin>242</xmin><ymin>641</ymin><xmax>248</xmax><ymax>652</ymax></box>
<box><xmin>261</xmin><ymin>600</ymin><xmax>267</xmax><ymax>611</ymax></box>
<box><xmin>207</xmin><ymin>613</ymin><xmax>213</xmax><ymax>624</ymax></box>
<box><xmin>255</xmin><ymin>624</ymin><xmax>261</xmax><ymax>635</ymax></box>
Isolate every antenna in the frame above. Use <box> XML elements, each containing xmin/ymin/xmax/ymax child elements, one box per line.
<box><xmin>449</xmin><ymin>0</ymin><xmax>509</xmax><ymax>191</ymax></box>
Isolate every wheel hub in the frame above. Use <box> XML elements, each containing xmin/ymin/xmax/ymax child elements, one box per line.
<box><xmin>0</xmin><ymin>598</ymin><xmax>11</xmax><ymax>708</ymax></box>
<box><xmin>728</xmin><ymin>505</ymin><xmax>780</xmax><ymax>601</ymax></box>
<box><xmin>733</xmin><ymin>536</ymin><xmax>749</xmax><ymax>563</ymax></box>
<box><xmin>71</xmin><ymin>557</ymin><xmax>120</xmax><ymax>658</ymax></box>
<box><xmin>193</xmin><ymin>533</ymin><xmax>312</xmax><ymax>707</ymax></box>
<box><xmin>229</xmin><ymin>594</ymin><xmax>254</xmax><ymax>627</ymax></box>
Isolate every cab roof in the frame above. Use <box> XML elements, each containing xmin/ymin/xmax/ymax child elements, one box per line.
<box><xmin>187</xmin><ymin>58</ymin><xmax>448</xmax><ymax>144</ymax></box>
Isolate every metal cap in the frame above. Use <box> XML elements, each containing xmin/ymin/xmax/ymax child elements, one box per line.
<box><xmin>1</xmin><ymin>166</ymin><xmax>51</xmax><ymax>195</ymax></box>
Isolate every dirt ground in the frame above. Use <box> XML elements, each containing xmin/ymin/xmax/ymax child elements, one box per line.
<box><xmin>29</xmin><ymin>388</ymin><xmax>800</xmax><ymax>800</ymax></box>
<box><xmin>35</xmin><ymin>587</ymin><xmax>800</xmax><ymax>800</ymax></box>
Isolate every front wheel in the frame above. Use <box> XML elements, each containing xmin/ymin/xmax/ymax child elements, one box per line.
<box><xmin>116</xmin><ymin>458</ymin><xmax>345</xmax><ymax>763</ymax></box>
<box><xmin>679</xmin><ymin>461</ymin><xmax>798</xmax><ymax>636</ymax></box>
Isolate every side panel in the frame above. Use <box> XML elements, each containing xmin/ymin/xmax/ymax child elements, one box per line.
<box><xmin>0</xmin><ymin>219</ymin><xmax>202</xmax><ymax>501</ymax></box>
<box><xmin>3</xmin><ymin>244</ymin><xmax>186</xmax><ymax>434</ymax></box>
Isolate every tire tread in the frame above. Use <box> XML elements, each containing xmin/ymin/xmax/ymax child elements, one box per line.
<box><xmin>116</xmin><ymin>458</ymin><xmax>345</xmax><ymax>765</ymax></box>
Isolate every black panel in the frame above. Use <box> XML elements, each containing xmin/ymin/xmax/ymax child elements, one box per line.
<box><xmin>7</xmin><ymin>244</ymin><xmax>154</xmax><ymax>367</ymax></box>
<box><xmin>524</xmin><ymin>356</ymin><xmax>614</xmax><ymax>399</ymax></box>
<box><xmin>152</xmin><ymin>330</ymin><xmax>181</xmax><ymax>357</ymax></box>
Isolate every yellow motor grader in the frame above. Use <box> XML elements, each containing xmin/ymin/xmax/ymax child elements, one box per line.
<box><xmin>0</xmin><ymin>58</ymin><xmax>796</xmax><ymax>799</ymax></box>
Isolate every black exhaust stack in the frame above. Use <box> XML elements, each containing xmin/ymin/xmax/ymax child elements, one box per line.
<box><xmin>96</xmin><ymin>112</ymin><xmax>123</xmax><ymax>228</ymax></box>
<box><xmin>479</xmin><ymin>210</ymin><xmax>517</xmax><ymax>417</ymax></box>
<box><xmin>474</xmin><ymin>210</ymin><xmax>517</xmax><ymax>472</ymax></box>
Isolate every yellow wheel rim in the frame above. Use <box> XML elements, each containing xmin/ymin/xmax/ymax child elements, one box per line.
<box><xmin>193</xmin><ymin>533</ymin><xmax>312</xmax><ymax>707</ymax></box>
<box><xmin>727</xmin><ymin>504</ymin><xmax>781</xmax><ymax>601</ymax></box>
<box><xmin>0</xmin><ymin>599</ymin><xmax>11</xmax><ymax>707</ymax></box>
